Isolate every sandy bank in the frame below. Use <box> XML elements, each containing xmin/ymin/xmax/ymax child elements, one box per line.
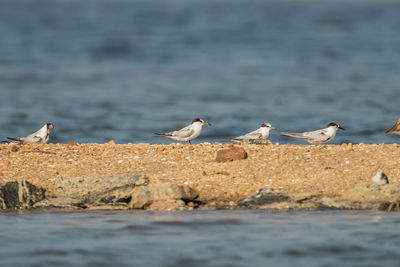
<box><xmin>0</xmin><ymin>142</ymin><xmax>399</xmax><ymax>210</ymax></box>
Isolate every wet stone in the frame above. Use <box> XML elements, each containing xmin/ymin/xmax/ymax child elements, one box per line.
<box><xmin>238</xmin><ymin>188</ymin><xmax>292</xmax><ymax>208</ymax></box>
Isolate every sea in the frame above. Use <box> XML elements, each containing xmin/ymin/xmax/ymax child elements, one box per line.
<box><xmin>1</xmin><ymin>0</ymin><xmax>400</xmax><ymax>266</ymax></box>
<box><xmin>1</xmin><ymin>210</ymin><xmax>400</xmax><ymax>267</ymax></box>
<box><xmin>0</xmin><ymin>0</ymin><xmax>400</xmax><ymax>144</ymax></box>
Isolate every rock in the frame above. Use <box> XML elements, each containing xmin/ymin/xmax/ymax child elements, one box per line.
<box><xmin>47</xmin><ymin>174</ymin><xmax>148</xmax><ymax>203</ymax></box>
<box><xmin>215</xmin><ymin>147</ymin><xmax>248</xmax><ymax>162</ymax></box>
<box><xmin>0</xmin><ymin>180</ymin><xmax>45</xmax><ymax>209</ymax></box>
<box><xmin>128</xmin><ymin>179</ymin><xmax>199</xmax><ymax>209</ymax></box>
<box><xmin>11</xmin><ymin>146</ymin><xmax>20</xmax><ymax>152</ymax></box>
<box><xmin>371</xmin><ymin>169</ymin><xmax>389</xmax><ymax>185</ymax></box>
<box><xmin>148</xmin><ymin>200</ymin><xmax>186</xmax><ymax>211</ymax></box>
<box><xmin>238</xmin><ymin>188</ymin><xmax>292</xmax><ymax>208</ymax></box>
<box><xmin>34</xmin><ymin>197</ymin><xmax>82</xmax><ymax>209</ymax></box>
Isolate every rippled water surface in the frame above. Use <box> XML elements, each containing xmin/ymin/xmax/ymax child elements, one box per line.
<box><xmin>1</xmin><ymin>210</ymin><xmax>400</xmax><ymax>267</ymax></box>
<box><xmin>1</xmin><ymin>0</ymin><xmax>400</xmax><ymax>144</ymax></box>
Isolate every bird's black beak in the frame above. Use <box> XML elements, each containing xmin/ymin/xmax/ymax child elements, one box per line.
<box><xmin>339</xmin><ymin>126</ymin><xmax>345</xmax><ymax>130</ymax></box>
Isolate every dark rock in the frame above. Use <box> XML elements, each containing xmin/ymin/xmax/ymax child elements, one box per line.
<box><xmin>100</xmin><ymin>196</ymin><xmax>116</xmax><ymax>203</ymax></box>
<box><xmin>46</xmin><ymin>174</ymin><xmax>149</xmax><ymax>207</ymax></box>
<box><xmin>319</xmin><ymin>183</ymin><xmax>400</xmax><ymax>211</ymax></box>
<box><xmin>33</xmin><ymin>197</ymin><xmax>82</xmax><ymax>209</ymax></box>
<box><xmin>129</xmin><ymin>179</ymin><xmax>199</xmax><ymax>210</ymax></box>
<box><xmin>243</xmin><ymin>183</ymin><xmax>400</xmax><ymax>212</ymax></box>
<box><xmin>215</xmin><ymin>147</ymin><xmax>248</xmax><ymax>162</ymax></box>
<box><xmin>0</xmin><ymin>180</ymin><xmax>45</xmax><ymax>209</ymax></box>
<box><xmin>238</xmin><ymin>188</ymin><xmax>291</xmax><ymax>208</ymax></box>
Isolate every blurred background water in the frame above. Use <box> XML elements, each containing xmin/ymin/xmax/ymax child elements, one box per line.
<box><xmin>2</xmin><ymin>2</ymin><xmax>400</xmax><ymax>265</ymax></box>
<box><xmin>0</xmin><ymin>0</ymin><xmax>400</xmax><ymax>144</ymax></box>
<box><xmin>1</xmin><ymin>210</ymin><xmax>400</xmax><ymax>267</ymax></box>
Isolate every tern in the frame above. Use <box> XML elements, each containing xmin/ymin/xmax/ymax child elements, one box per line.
<box><xmin>225</xmin><ymin>123</ymin><xmax>276</xmax><ymax>142</ymax></box>
<box><xmin>280</xmin><ymin>122</ymin><xmax>344</xmax><ymax>145</ymax></box>
<box><xmin>4</xmin><ymin>123</ymin><xmax>54</xmax><ymax>145</ymax></box>
<box><xmin>371</xmin><ymin>169</ymin><xmax>389</xmax><ymax>185</ymax></box>
<box><xmin>385</xmin><ymin>119</ymin><xmax>400</xmax><ymax>135</ymax></box>
<box><xmin>154</xmin><ymin>118</ymin><xmax>210</xmax><ymax>144</ymax></box>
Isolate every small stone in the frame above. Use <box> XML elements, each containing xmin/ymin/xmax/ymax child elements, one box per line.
<box><xmin>108</xmin><ymin>140</ymin><xmax>115</xmax><ymax>145</ymax></box>
<box><xmin>68</xmin><ymin>141</ymin><xmax>78</xmax><ymax>146</ymax></box>
<box><xmin>215</xmin><ymin>147</ymin><xmax>248</xmax><ymax>162</ymax></box>
<box><xmin>11</xmin><ymin>146</ymin><xmax>20</xmax><ymax>152</ymax></box>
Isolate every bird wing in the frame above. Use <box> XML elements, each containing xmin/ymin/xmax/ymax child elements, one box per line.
<box><xmin>24</xmin><ymin>135</ymin><xmax>44</xmax><ymax>143</ymax></box>
<box><xmin>241</xmin><ymin>130</ymin><xmax>263</xmax><ymax>140</ymax></box>
<box><xmin>302</xmin><ymin>129</ymin><xmax>331</xmax><ymax>142</ymax></box>
<box><xmin>172</xmin><ymin>126</ymin><xmax>194</xmax><ymax>139</ymax></box>
<box><xmin>227</xmin><ymin>128</ymin><xmax>263</xmax><ymax>141</ymax></box>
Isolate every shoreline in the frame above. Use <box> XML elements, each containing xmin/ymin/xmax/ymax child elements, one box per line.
<box><xmin>1</xmin><ymin>143</ymin><xmax>399</xmax><ymax>211</ymax></box>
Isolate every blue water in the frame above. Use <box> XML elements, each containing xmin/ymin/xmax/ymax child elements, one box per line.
<box><xmin>0</xmin><ymin>0</ymin><xmax>400</xmax><ymax>144</ymax></box>
<box><xmin>0</xmin><ymin>210</ymin><xmax>399</xmax><ymax>267</ymax></box>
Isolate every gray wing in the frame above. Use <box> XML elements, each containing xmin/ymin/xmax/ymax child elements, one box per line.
<box><xmin>302</xmin><ymin>129</ymin><xmax>330</xmax><ymax>142</ymax></box>
<box><xmin>171</xmin><ymin>125</ymin><xmax>194</xmax><ymax>139</ymax></box>
<box><xmin>236</xmin><ymin>130</ymin><xmax>263</xmax><ymax>140</ymax></box>
<box><xmin>23</xmin><ymin>135</ymin><xmax>44</xmax><ymax>144</ymax></box>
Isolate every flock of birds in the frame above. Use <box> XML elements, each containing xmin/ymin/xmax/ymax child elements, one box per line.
<box><xmin>2</xmin><ymin>118</ymin><xmax>400</xmax><ymax>145</ymax></box>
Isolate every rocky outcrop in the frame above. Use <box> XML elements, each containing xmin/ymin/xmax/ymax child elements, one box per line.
<box><xmin>129</xmin><ymin>179</ymin><xmax>199</xmax><ymax>211</ymax></box>
<box><xmin>0</xmin><ymin>175</ymin><xmax>200</xmax><ymax>211</ymax></box>
<box><xmin>238</xmin><ymin>188</ymin><xmax>291</xmax><ymax>208</ymax></box>
<box><xmin>319</xmin><ymin>183</ymin><xmax>400</xmax><ymax>211</ymax></box>
<box><xmin>1</xmin><ymin>173</ymin><xmax>400</xmax><ymax>212</ymax></box>
<box><xmin>36</xmin><ymin>174</ymin><xmax>149</xmax><ymax>209</ymax></box>
<box><xmin>0</xmin><ymin>180</ymin><xmax>45</xmax><ymax>209</ymax></box>
<box><xmin>46</xmin><ymin>174</ymin><xmax>149</xmax><ymax>204</ymax></box>
<box><xmin>239</xmin><ymin>183</ymin><xmax>400</xmax><ymax>212</ymax></box>
<box><xmin>215</xmin><ymin>146</ymin><xmax>248</xmax><ymax>162</ymax></box>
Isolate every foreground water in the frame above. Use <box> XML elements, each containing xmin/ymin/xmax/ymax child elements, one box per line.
<box><xmin>1</xmin><ymin>210</ymin><xmax>399</xmax><ymax>267</ymax></box>
<box><xmin>1</xmin><ymin>0</ymin><xmax>400</xmax><ymax>144</ymax></box>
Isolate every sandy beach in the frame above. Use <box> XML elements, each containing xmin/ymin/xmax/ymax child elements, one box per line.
<box><xmin>1</xmin><ymin>142</ymin><xmax>399</xmax><ymax>209</ymax></box>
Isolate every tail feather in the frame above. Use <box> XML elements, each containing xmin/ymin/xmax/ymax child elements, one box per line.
<box><xmin>280</xmin><ymin>132</ymin><xmax>304</xmax><ymax>138</ymax></box>
<box><xmin>7</xmin><ymin>137</ymin><xmax>20</xmax><ymax>141</ymax></box>
<box><xmin>221</xmin><ymin>138</ymin><xmax>238</xmax><ymax>143</ymax></box>
<box><xmin>153</xmin><ymin>133</ymin><xmax>172</xmax><ymax>137</ymax></box>
<box><xmin>4</xmin><ymin>137</ymin><xmax>22</xmax><ymax>144</ymax></box>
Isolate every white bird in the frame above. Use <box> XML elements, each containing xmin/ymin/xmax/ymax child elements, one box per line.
<box><xmin>154</xmin><ymin>118</ymin><xmax>210</xmax><ymax>144</ymax></box>
<box><xmin>371</xmin><ymin>169</ymin><xmax>389</xmax><ymax>185</ymax></box>
<box><xmin>4</xmin><ymin>123</ymin><xmax>54</xmax><ymax>145</ymax></box>
<box><xmin>386</xmin><ymin>119</ymin><xmax>400</xmax><ymax>135</ymax></box>
<box><xmin>280</xmin><ymin>122</ymin><xmax>344</xmax><ymax>145</ymax></box>
<box><xmin>226</xmin><ymin>123</ymin><xmax>276</xmax><ymax>142</ymax></box>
